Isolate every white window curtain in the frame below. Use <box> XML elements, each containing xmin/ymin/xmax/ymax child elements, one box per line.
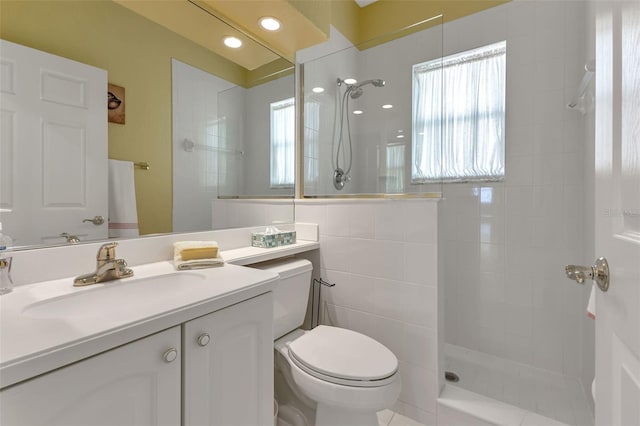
<box><xmin>205</xmin><ymin>117</ymin><xmax>226</xmax><ymax>188</ymax></box>
<box><xmin>386</xmin><ymin>143</ymin><xmax>405</xmax><ymax>193</ymax></box>
<box><xmin>270</xmin><ymin>97</ymin><xmax>295</xmax><ymax>188</ymax></box>
<box><xmin>412</xmin><ymin>41</ymin><xmax>506</xmax><ymax>183</ymax></box>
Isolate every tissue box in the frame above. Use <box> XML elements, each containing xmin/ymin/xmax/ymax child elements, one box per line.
<box><xmin>251</xmin><ymin>231</ymin><xmax>296</xmax><ymax>248</ymax></box>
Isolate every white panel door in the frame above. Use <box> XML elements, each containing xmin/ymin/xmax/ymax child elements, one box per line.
<box><xmin>0</xmin><ymin>39</ymin><xmax>107</xmax><ymax>247</ymax></box>
<box><xmin>0</xmin><ymin>326</ymin><xmax>181</xmax><ymax>425</ymax></box>
<box><xmin>183</xmin><ymin>292</ymin><xmax>274</xmax><ymax>426</ymax></box>
<box><xmin>594</xmin><ymin>2</ymin><xmax>640</xmax><ymax>425</ymax></box>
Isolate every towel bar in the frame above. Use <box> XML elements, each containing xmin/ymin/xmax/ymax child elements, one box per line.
<box><xmin>134</xmin><ymin>162</ymin><xmax>150</xmax><ymax>170</ymax></box>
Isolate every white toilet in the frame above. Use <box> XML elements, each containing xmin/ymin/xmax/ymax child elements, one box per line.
<box><xmin>252</xmin><ymin>257</ymin><xmax>401</xmax><ymax>426</ymax></box>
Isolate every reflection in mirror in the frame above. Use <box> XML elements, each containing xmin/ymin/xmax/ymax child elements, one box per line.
<box><xmin>172</xmin><ymin>60</ymin><xmax>294</xmax><ymax>233</ymax></box>
<box><xmin>0</xmin><ymin>0</ymin><xmax>295</xmax><ymax>250</ymax></box>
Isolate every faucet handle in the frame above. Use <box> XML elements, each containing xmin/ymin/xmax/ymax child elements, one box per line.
<box><xmin>97</xmin><ymin>242</ymin><xmax>118</xmax><ymax>261</ymax></box>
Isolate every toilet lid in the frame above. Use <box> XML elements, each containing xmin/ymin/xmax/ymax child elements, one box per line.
<box><xmin>288</xmin><ymin>326</ymin><xmax>398</xmax><ymax>387</ymax></box>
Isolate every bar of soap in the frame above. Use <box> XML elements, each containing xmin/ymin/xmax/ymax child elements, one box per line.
<box><xmin>180</xmin><ymin>247</ymin><xmax>219</xmax><ymax>261</ymax></box>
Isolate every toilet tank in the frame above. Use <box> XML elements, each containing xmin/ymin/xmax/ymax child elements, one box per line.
<box><xmin>250</xmin><ymin>258</ymin><xmax>313</xmax><ymax>340</ymax></box>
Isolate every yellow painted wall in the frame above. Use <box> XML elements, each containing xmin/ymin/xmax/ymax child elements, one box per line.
<box><xmin>0</xmin><ymin>0</ymin><xmax>247</xmax><ymax>235</ymax></box>
<box><xmin>329</xmin><ymin>0</ymin><xmax>509</xmax><ymax>49</ymax></box>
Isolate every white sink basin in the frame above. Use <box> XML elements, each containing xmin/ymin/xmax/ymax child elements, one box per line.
<box><xmin>22</xmin><ymin>272</ymin><xmax>207</xmax><ymax>320</ymax></box>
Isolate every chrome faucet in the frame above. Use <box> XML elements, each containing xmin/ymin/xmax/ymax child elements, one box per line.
<box><xmin>74</xmin><ymin>242</ymin><xmax>134</xmax><ymax>286</ymax></box>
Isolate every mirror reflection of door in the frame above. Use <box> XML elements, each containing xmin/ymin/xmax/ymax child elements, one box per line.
<box><xmin>0</xmin><ymin>40</ymin><xmax>108</xmax><ymax>247</ymax></box>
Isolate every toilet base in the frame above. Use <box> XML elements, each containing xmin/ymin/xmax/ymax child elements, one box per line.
<box><xmin>315</xmin><ymin>404</ymin><xmax>378</xmax><ymax>426</ymax></box>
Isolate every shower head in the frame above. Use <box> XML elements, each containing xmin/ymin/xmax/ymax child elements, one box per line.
<box><xmin>347</xmin><ymin>79</ymin><xmax>385</xmax><ymax>99</ymax></box>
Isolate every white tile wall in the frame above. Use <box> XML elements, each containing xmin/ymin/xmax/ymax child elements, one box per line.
<box><xmin>296</xmin><ymin>199</ymin><xmax>440</xmax><ymax>423</ymax></box>
<box><xmin>441</xmin><ymin>0</ymin><xmax>592</xmax><ymax>379</ymax></box>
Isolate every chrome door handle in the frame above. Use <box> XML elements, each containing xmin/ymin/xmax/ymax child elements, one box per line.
<box><xmin>565</xmin><ymin>257</ymin><xmax>609</xmax><ymax>291</ymax></box>
<box><xmin>82</xmin><ymin>215</ymin><xmax>105</xmax><ymax>225</ymax></box>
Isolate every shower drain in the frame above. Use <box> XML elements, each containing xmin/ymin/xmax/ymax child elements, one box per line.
<box><xmin>444</xmin><ymin>371</ymin><xmax>460</xmax><ymax>383</ymax></box>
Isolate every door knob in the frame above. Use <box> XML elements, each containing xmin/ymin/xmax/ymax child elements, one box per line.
<box><xmin>162</xmin><ymin>348</ymin><xmax>178</xmax><ymax>363</ymax></box>
<box><xmin>565</xmin><ymin>257</ymin><xmax>609</xmax><ymax>292</ymax></box>
<box><xmin>82</xmin><ymin>216</ymin><xmax>104</xmax><ymax>225</ymax></box>
<box><xmin>197</xmin><ymin>333</ymin><xmax>210</xmax><ymax>347</ymax></box>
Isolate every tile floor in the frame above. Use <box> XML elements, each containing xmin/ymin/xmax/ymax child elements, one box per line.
<box><xmin>445</xmin><ymin>345</ymin><xmax>594</xmax><ymax>426</ymax></box>
<box><xmin>377</xmin><ymin>409</ymin><xmax>425</xmax><ymax>426</ymax></box>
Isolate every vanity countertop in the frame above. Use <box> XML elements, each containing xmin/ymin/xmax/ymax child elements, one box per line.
<box><xmin>221</xmin><ymin>240</ymin><xmax>319</xmax><ymax>265</ymax></box>
<box><xmin>0</xmin><ymin>262</ymin><xmax>279</xmax><ymax>389</ymax></box>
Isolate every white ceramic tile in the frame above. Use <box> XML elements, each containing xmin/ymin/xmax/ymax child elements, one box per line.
<box><xmin>506</xmin><ymin>155</ymin><xmax>534</xmax><ymax>186</ymax></box>
<box><xmin>402</xmin><ymin>404</ymin><xmax>435</xmax><ymax>426</ymax></box>
<box><xmin>533</xmin><ymin>121</ymin><xmax>565</xmax><ymax>156</ymax></box>
<box><xmin>348</xmin><ymin>203</ymin><xmax>375</xmax><ymax>239</ymax></box>
<box><xmin>377</xmin><ymin>409</ymin><xmax>394</xmax><ymax>426</ymax></box>
<box><xmin>403</xmin><ymin>202</ymin><xmax>438</xmax><ymax>244</ymax></box>
<box><xmin>534</xmin><ymin>60</ymin><xmax>565</xmax><ymax>94</ymax></box>
<box><xmin>521</xmin><ymin>411</ymin><xmax>568</xmax><ymax>426</ymax></box>
<box><xmin>505</xmin><ymin>185</ymin><xmax>534</xmax><ymax>216</ymax></box>
<box><xmin>324</xmin><ymin>204</ymin><xmax>350</xmax><ymax>237</ymax></box>
<box><xmin>403</xmin><ymin>323</ymin><xmax>437</xmax><ymax>372</ymax></box>
<box><xmin>402</xmin><ymin>283</ymin><xmax>437</xmax><ymax>328</ymax></box>
<box><xmin>403</xmin><ymin>242</ymin><xmax>437</xmax><ymax>286</ymax></box>
<box><xmin>534</xmin><ymin>89</ymin><xmax>565</xmax><ymax>126</ymax></box>
<box><xmin>456</xmin><ymin>213</ymin><xmax>481</xmax><ymax>243</ymax></box>
<box><xmin>373</xmin><ymin>315</ymin><xmax>406</xmax><ymax>363</ymax></box>
<box><xmin>372</xmin><ymin>278</ymin><xmax>413</xmax><ymax>322</ymax></box>
<box><xmin>319</xmin><ymin>235</ymin><xmax>350</xmax><ymax>272</ymax></box>
<box><xmin>374</xmin><ymin>202</ymin><xmax>407</xmax><ymax>242</ymax></box>
<box><xmin>294</xmin><ymin>203</ymin><xmax>326</xmax><ymax>232</ymax></box>
<box><xmin>399</xmin><ymin>362</ymin><xmax>438</xmax><ymax>413</ymax></box>
<box><xmin>388</xmin><ymin>412</ymin><xmax>426</xmax><ymax>426</ymax></box>
<box><xmin>321</xmin><ymin>270</ymin><xmax>375</xmax><ymax>314</ymax></box>
<box><xmin>533</xmin><ymin>154</ymin><xmax>565</xmax><ymax>186</ymax></box>
<box><xmin>478</xmin><ymin>272</ymin><xmax>506</xmax><ymax>304</ymax></box>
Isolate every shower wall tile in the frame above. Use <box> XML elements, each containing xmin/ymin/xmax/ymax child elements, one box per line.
<box><xmin>297</xmin><ymin>199</ymin><xmax>440</xmax><ymax>421</ymax></box>
<box><xmin>442</xmin><ymin>0</ymin><xmax>589</xmax><ymax>380</ymax></box>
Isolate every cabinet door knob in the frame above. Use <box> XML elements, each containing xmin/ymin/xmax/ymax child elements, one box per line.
<box><xmin>197</xmin><ymin>333</ymin><xmax>210</xmax><ymax>347</ymax></box>
<box><xmin>162</xmin><ymin>348</ymin><xmax>178</xmax><ymax>363</ymax></box>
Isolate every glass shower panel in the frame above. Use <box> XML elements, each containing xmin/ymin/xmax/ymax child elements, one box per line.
<box><xmin>302</xmin><ymin>17</ymin><xmax>443</xmax><ymax>197</ymax></box>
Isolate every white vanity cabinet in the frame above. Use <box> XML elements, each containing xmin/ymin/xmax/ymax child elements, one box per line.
<box><xmin>0</xmin><ymin>292</ymin><xmax>274</xmax><ymax>426</ymax></box>
<box><xmin>0</xmin><ymin>326</ymin><xmax>181</xmax><ymax>425</ymax></box>
<box><xmin>183</xmin><ymin>292</ymin><xmax>274</xmax><ymax>426</ymax></box>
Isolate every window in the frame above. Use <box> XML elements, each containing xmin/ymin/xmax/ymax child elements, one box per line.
<box><xmin>270</xmin><ymin>97</ymin><xmax>295</xmax><ymax>188</ymax></box>
<box><xmin>385</xmin><ymin>143</ymin><xmax>405</xmax><ymax>193</ymax></box>
<box><xmin>205</xmin><ymin>117</ymin><xmax>225</xmax><ymax>188</ymax></box>
<box><xmin>412</xmin><ymin>41</ymin><xmax>506</xmax><ymax>183</ymax></box>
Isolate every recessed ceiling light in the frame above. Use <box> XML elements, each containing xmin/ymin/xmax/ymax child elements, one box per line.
<box><xmin>312</xmin><ymin>87</ymin><xmax>325</xmax><ymax>94</ymax></box>
<box><xmin>259</xmin><ymin>17</ymin><xmax>281</xmax><ymax>31</ymax></box>
<box><xmin>396</xmin><ymin>134</ymin><xmax>405</xmax><ymax>139</ymax></box>
<box><xmin>223</xmin><ymin>36</ymin><xmax>242</xmax><ymax>49</ymax></box>
<box><xmin>382</xmin><ymin>104</ymin><xmax>393</xmax><ymax>109</ymax></box>
<box><xmin>353</xmin><ymin>110</ymin><xmax>364</xmax><ymax>115</ymax></box>
<box><xmin>398</xmin><ymin>130</ymin><xmax>404</xmax><ymax>133</ymax></box>
<box><xmin>344</xmin><ymin>78</ymin><xmax>357</xmax><ymax>85</ymax></box>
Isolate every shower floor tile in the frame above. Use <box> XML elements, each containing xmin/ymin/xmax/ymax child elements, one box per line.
<box><xmin>445</xmin><ymin>345</ymin><xmax>594</xmax><ymax>426</ymax></box>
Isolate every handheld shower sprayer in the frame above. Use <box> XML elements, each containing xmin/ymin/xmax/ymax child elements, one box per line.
<box><xmin>332</xmin><ymin>76</ymin><xmax>386</xmax><ymax>190</ymax></box>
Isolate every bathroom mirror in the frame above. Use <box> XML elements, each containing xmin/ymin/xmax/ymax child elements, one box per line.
<box><xmin>0</xmin><ymin>0</ymin><xmax>295</xmax><ymax>249</ymax></box>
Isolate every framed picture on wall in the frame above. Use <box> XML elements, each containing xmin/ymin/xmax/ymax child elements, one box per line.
<box><xmin>108</xmin><ymin>83</ymin><xmax>125</xmax><ymax>124</ymax></box>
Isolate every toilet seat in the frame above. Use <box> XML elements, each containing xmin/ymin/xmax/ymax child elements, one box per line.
<box><xmin>287</xmin><ymin>326</ymin><xmax>398</xmax><ymax>388</ymax></box>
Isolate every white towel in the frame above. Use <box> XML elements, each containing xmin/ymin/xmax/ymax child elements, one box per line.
<box><xmin>108</xmin><ymin>160</ymin><xmax>139</xmax><ymax>238</ymax></box>
<box><xmin>587</xmin><ymin>283</ymin><xmax>596</xmax><ymax>319</ymax></box>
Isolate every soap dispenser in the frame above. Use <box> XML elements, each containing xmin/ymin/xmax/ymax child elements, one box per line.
<box><xmin>0</xmin><ymin>222</ymin><xmax>14</xmax><ymax>295</ymax></box>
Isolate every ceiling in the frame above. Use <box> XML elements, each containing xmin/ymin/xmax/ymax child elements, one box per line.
<box><xmin>115</xmin><ymin>0</ymin><xmax>510</xmax><ymax>72</ymax></box>
<box><xmin>114</xmin><ymin>0</ymin><xmax>327</xmax><ymax>70</ymax></box>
